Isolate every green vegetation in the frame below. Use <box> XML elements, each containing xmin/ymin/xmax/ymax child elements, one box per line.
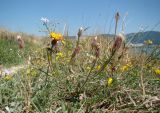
<box><xmin>0</xmin><ymin>17</ymin><xmax>160</xmax><ymax>112</ymax></box>
<box><xmin>0</xmin><ymin>33</ymin><xmax>160</xmax><ymax>112</ymax></box>
<box><xmin>0</xmin><ymin>29</ymin><xmax>40</xmax><ymax>67</ymax></box>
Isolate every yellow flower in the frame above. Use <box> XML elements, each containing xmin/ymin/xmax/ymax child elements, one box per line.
<box><xmin>50</xmin><ymin>32</ymin><xmax>63</xmax><ymax>41</ymax></box>
<box><xmin>144</xmin><ymin>40</ymin><xmax>153</xmax><ymax>45</ymax></box>
<box><xmin>56</xmin><ymin>52</ymin><xmax>63</xmax><ymax>57</ymax></box>
<box><xmin>4</xmin><ymin>75</ymin><xmax>12</xmax><ymax>81</ymax></box>
<box><xmin>56</xmin><ymin>52</ymin><xmax>63</xmax><ymax>60</ymax></box>
<box><xmin>155</xmin><ymin>69</ymin><xmax>160</xmax><ymax>75</ymax></box>
<box><xmin>96</xmin><ymin>65</ymin><xmax>101</xmax><ymax>70</ymax></box>
<box><xmin>121</xmin><ymin>63</ymin><xmax>132</xmax><ymax>72</ymax></box>
<box><xmin>107</xmin><ymin>77</ymin><xmax>113</xmax><ymax>86</ymax></box>
<box><xmin>121</xmin><ymin>65</ymin><xmax>129</xmax><ymax>72</ymax></box>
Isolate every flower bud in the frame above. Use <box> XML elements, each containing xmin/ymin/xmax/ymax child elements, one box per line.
<box><xmin>77</xmin><ymin>27</ymin><xmax>83</xmax><ymax>38</ymax></box>
<box><xmin>17</xmin><ymin>35</ymin><xmax>24</xmax><ymax>49</ymax></box>
<box><xmin>113</xmin><ymin>33</ymin><xmax>125</xmax><ymax>50</ymax></box>
<box><xmin>91</xmin><ymin>36</ymin><xmax>100</xmax><ymax>58</ymax></box>
<box><xmin>71</xmin><ymin>46</ymin><xmax>81</xmax><ymax>59</ymax></box>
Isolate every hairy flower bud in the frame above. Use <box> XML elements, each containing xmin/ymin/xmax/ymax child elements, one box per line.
<box><xmin>77</xmin><ymin>27</ymin><xmax>83</xmax><ymax>38</ymax></box>
<box><xmin>91</xmin><ymin>36</ymin><xmax>100</xmax><ymax>58</ymax></box>
<box><xmin>71</xmin><ymin>46</ymin><xmax>81</xmax><ymax>59</ymax></box>
<box><xmin>17</xmin><ymin>35</ymin><xmax>24</xmax><ymax>49</ymax></box>
<box><xmin>113</xmin><ymin>33</ymin><xmax>125</xmax><ymax>50</ymax></box>
<box><xmin>91</xmin><ymin>36</ymin><xmax>98</xmax><ymax>49</ymax></box>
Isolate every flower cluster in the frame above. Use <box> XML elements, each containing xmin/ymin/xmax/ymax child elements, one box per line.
<box><xmin>41</xmin><ymin>17</ymin><xmax>63</xmax><ymax>48</ymax></box>
<box><xmin>50</xmin><ymin>32</ymin><xmax>63</xmax><ymax>41</ymax></box>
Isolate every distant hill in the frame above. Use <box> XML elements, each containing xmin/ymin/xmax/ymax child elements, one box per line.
<box><xmin>66</xmin><ymin>31</ymin><xmax>160</xmax><ymax>45</ymax></box>
<box><xmin>100</xmin><ymin>31</ymin><xmax>160</xmax><ymax>45</ymax></box>
<box><xmin>126</xmin><ymin>31</ymin><xmax>160</xmax><ymax>45</ymax></box>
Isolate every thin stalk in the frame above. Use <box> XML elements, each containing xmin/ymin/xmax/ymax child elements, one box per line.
<box><xmin>44</xmin><ymin>23</ymin><xmax>50</xmax><ymax>33</ymax></box>
<box><xmin>76</xmin><ymin>35</ymin><xmax>80</xmax><ymax>47</ymax></box>
<box><xmin>79</xmin><ymin>49</ymin><xmax>116</xmax><ymax>91</ymax></box>
<box><xmin>79</xmin><ymin>58</ymin><xmax>97</xmax><ymax>91</ymax></box>
<box><xmin>114</xmin><ymin>20</ymin><xmax>118</xmax><ymax>41</ymax></box>
<box><xmin>94</xmin><ymin>49</ymin><xmax>116</xmax><ymax>76</ymax></box>
<box><xmin>114</xmin><ymin>12</ymin><xmax>119</xmax><ymax>41</ymax></box>
<box><xmin>140</xmin><ymin>61</ymin><xmax>146</xmax><ymax>97</ymax></box>
<box><xmin>47</xmin><ymin>49</ymin><xmax>53</xmax><ymax>72</ymax></box>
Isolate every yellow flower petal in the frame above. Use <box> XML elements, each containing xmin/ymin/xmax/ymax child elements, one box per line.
<box><xmin>56</xmin><ymin>52</ymin><xmax>64</xmax><ymax>60</ymax></box>
<box><xmin>50</xmin><ymin>32</ymin><xmax>63</xmax><ymax>41</ymax></box>
<box><xmin>107</xmin><ymin>77</ymin><xmax>113</xmax><ymax>86</ymax></box>
<box><xmin>4</xmin><ymin>75</ymin><xmax>12</xmax><ymax>81</ymax></box>
<box><xmin>121</xmin><ymin>65</ymin><xmax>128</xmax><ymax>72</ymax></box>
<box><xmin>120</xmin><ymin>63</ymin><xmax>132</xmax><ymax>72</ymax></box>
<box><xmin>96</xmin><ymin>65</ymin><xmax>101</xmax><ymax>70</ymax></box>
<box><xmin>56</xmin><ymin>52</ymin><xmax>63</xmax><ymax>57</ymax></box>
<box><xmin>155</xmin><ymin>69</ymin><xmax>160</xmax><ymax>75</ymax></box>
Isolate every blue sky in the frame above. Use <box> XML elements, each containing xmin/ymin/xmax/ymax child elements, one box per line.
<box><xmin>0</xmin><ymin>0</ymin><xmax>160</xmax><ymax>36</ymax></box>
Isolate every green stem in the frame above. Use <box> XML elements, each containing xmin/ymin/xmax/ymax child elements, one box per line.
<box><xmin>76</xmin><ymin>36</ymin><xmax>80</xmax><ymax>47</ymax></box>
<box><xmin>79</xmin><ymin>58</ymin><xmax>97</xmax><ymax>91</ymax></box>
<box><xmin>94</xmin><ymin>49</ymin><xmax>116</xmax><ymax>76</ymax></box>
